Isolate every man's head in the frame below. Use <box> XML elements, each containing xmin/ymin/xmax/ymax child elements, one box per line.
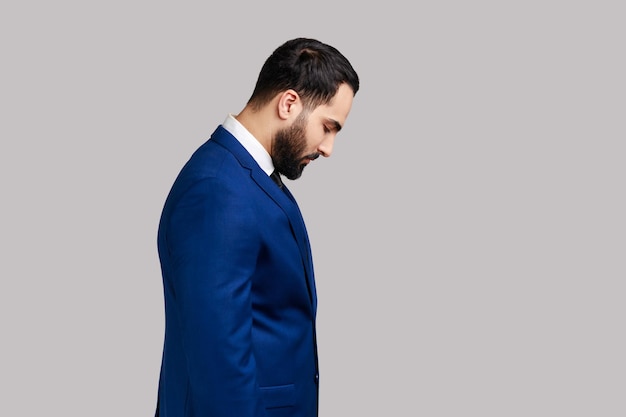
<box><xmin>237</xmin><ymin>38</ymin><xmax>359</xmax><ymax>180</ymax></box>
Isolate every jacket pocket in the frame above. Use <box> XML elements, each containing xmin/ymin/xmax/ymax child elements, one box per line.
<box><xmin>260</xmin><ymin>384</ymin><xmax>296</xmax><ymax>409</ymax></box>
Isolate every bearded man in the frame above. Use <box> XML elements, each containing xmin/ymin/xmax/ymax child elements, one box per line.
<box><xmin>154</xmin><ymin>38</ymin><xmax>359</xmax><ymax>417</ymax></box>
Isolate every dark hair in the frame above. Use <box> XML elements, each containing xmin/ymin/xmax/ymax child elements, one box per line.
<box><xmin>248</xmin><ymin>38</ymin><xmax>360</xmax><ymax>110</ymax></box>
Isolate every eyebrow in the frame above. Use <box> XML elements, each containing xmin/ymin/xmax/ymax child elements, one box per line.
<box><xmin>327</xmin><ymin>118</ymin><xmax>343</xmax><ymax>132</ymax></box>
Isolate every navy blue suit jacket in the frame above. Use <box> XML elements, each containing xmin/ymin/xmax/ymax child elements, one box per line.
<box><xmin>155</xmin><ymin>126</ymin><xmax>319</xmax><ymax>416</ymax></box>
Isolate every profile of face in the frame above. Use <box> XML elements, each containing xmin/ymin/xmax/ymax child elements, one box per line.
<box><xmin>272</xmin><ymin>83</ymin><xmax>355</xmax><ymax>180</ymax></box>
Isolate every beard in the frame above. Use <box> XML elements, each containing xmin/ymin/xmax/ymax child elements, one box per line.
<box><xmin>272</xmin><ymin>113</ymin><xmax>319</xmax><ymax>180</ymax></box>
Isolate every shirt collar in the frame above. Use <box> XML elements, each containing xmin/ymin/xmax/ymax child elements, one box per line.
<box><xmin>222</xmin><ymin>114</ymin><xmax>274</xmax><ymax>176</ymax></box>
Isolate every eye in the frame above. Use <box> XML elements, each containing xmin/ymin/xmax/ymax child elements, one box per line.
<box><xmin>323</xmin><ymin>125</ymin><xmax>331</xmax><ymax>134</ymax></box>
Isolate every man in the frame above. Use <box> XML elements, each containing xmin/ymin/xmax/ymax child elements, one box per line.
<box><xmin>155</xmin><ymin>38</ymin><xmax>359</xmax><ymax>417</ymax></box>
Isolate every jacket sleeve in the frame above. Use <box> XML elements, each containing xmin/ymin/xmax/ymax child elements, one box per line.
<box><xmin>163</xmin><ymin>176</ymin><xmax>266</xmax><ymax>416</ymax></box>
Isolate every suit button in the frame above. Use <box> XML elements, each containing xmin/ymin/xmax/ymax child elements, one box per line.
<box><xmin>314</xmin><ymin>374</ymin><xmax>319</xmax><ymax>384</ymax></box>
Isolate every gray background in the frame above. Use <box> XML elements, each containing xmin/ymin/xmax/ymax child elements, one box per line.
<box><xmin>1</xmin><ymin>1</ymin><xmax>624</xmax><ymax>416</ymax></box>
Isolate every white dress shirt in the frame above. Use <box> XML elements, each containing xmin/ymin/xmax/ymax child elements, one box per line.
<box><xmin>221</xmin><ymin>114</ymin><xmax>275</xmax><ymax>176</ymax></box>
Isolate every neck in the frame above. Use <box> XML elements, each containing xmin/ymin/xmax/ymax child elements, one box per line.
<box><xmin>235</xmin><ymin>106</ymin><xmax>276</xmax><ymax>154</ymax></box>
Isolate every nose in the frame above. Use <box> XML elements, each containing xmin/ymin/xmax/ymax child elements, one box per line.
<box><xmin>317</xmin><ymin>135</ymin><xmax>335</xmax><ymax>157</ymax></box>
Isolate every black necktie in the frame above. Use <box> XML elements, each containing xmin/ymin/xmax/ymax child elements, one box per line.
<box><xmin>270</xmin><ymin>170</ymin><xmax>283</xmax><ymax>189</ymax></box>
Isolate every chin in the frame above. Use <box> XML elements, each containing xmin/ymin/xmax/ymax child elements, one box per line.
<box><xmin>285</xmin><ymin>167</ymin><xmax>306</xmax><ymax>181</ymax></box>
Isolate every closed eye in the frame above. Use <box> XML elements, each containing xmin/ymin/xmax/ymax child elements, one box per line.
<box><xmin>323</xmin><ymin>119</ymin><xmax>342</xmax><ymax>134</ymax></box>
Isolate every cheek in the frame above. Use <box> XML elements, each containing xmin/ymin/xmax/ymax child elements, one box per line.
<box><xmin>304</xmin><ymin>137</ymin><xmax>320</xmax><ymax>153</ymax></box>
<box><xmin>303</xmin><ymin>120</ymin><xmax>322</xmax><ymax>146</ymax></box>
<box><xmin>304</xmin><ymin>129</ymin><xmax>324</xmax><ymax>149</ymax></box>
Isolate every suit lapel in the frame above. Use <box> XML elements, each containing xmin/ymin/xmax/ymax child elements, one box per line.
<box><xmin>248</xmin><ymin>166</ymin><xmax>317</xmax><ymax>311</ymax></box>
<box><xmin>281</xmin><ymin>185</ymin><xmax>317</xmax><ymax>310</ymax></box>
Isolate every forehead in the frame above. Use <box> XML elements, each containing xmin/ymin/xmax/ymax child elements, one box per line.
<box><xmin>309</xmin><ymin>83</ymin><xmax>354</xmax><ymax>125</ymax></box>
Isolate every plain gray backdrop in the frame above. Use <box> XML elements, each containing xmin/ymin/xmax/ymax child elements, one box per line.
<box><xmin>1</xmin><ymin>1</ymin><xmax>624</xmax><ymax>416</ymax></box>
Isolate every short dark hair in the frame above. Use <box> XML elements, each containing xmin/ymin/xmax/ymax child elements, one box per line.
<box><xmin>248</xmin><ymin>38</ymin><xmax>360</xmax><ymax>110</ymax></box>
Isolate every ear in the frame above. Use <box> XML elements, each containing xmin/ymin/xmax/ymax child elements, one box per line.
<box><xmin>276</xmin><ymin>89</ymin><xmax>302</xmax><ymax>121</ymax></box>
